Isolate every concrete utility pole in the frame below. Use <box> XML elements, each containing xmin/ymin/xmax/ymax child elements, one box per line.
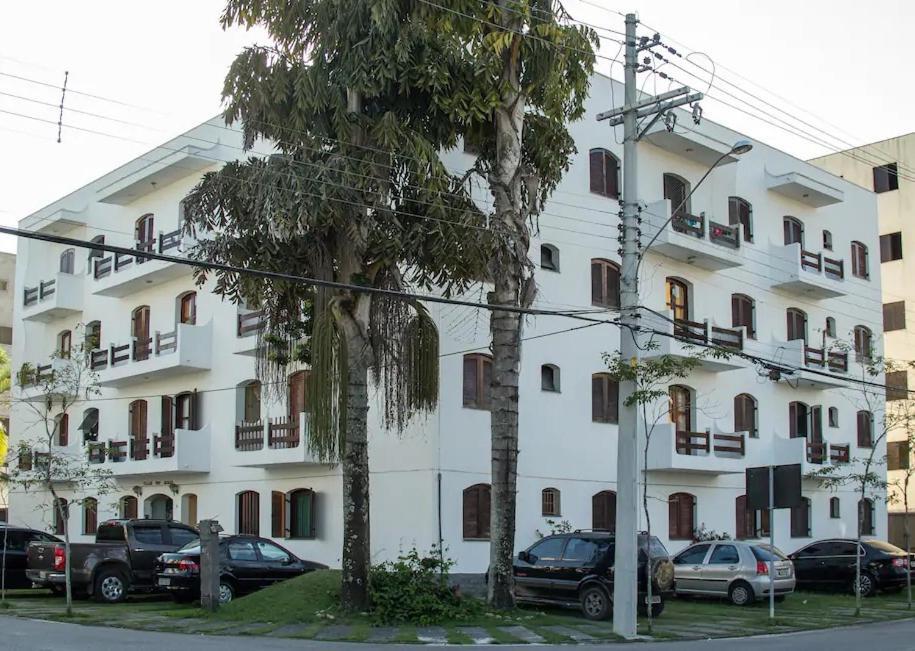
<box><xmin>199</xmin><ymin>519</ymin><xmax>222</xmax><ymax>612</ymax></box>
<box><xmin>597</xmin><ymin>13</ymin><xmax>703</xmax><ymax>639</ymax></box>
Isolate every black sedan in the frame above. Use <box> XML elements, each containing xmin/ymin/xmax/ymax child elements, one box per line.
<box><xmin>156</xmin><ymin>534</ymin><xmax>326</xmax><ymax>604</ymax></box>
<box><xmin>0</xmin><ymin>525</ymin><xmax>61</xmax><ymax>590</ymax></box>
<box><xmin>789</xmin><ymin>538</ymin><xmax>910</xmax><ymax>597</ymax></box>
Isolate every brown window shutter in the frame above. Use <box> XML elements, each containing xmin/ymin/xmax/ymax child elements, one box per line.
<box><xmin>462</xmin><ymin>357</ymin><xmax>477</xmax><ymax>407</ymax></box>
<box><xmin>481</xmin><ymin>358</ymin><xmax>493</xmax><ymax>409</ymax></box>
<box><xmin>731</xmin><ymin>295</ymin><xmax>740</xmax><ymax>329</ymax></box>
<box><xmin>589</xmin><ymin>150</ymin><xmax>604</xmax><ymax>194</ymax></box>
<box><xmin>463</xmin><ymin>486</ymin><xmax>478</xmax><ymax>538</ymax></box>
<box><xmin>591</xmin><ymin>262</ymin><xmax>603</xmax><ymax>305</ymax></box>
<box><xmin>271</xmin><ymin>491</ymin><xmax>285</xmax><ymax>538</ymax></box>
<box><xmin>608</xmin><ymin>379</ymin><xmax>619</xmax><ymax>423</ymax></box>
<box><xmin>161</xmin><ymin>396</ymin><xmax>174</xmax><ymax>436</ymax></box>
<box><xmin>680</xmin><ymin>494</ymin><xmax>694</xmax><ymax>539</ymax></box>
<box><xmin>789</xmin><ymin>403</ymin><xmax>798</xmax><ymax>438</ymax></box>
<box><xmin>480</xmin><ymin>485</ymin><xmax>491</xmax><ymax>539</ymax></box>
<box><xmin>607</xmin><ymin>264</ymin><xmax>620</xmax><ymax>308</ymax></box>
<box><xmin>605</xmin><ymin>153</ymin><xmax>619</xmax><ymax>198</ymax></box>
<box><xmin>58</xmin><ymin>414</ymin><xmax>69</xmax><ymax>447</ymax></box>
<box><xmin>189</xmin><ymin>390</ymin><xmax>200</xmax><ymax>430</ymax></box>
<box><xmin>668</xmin><ymin>495</ymin><xmax>679</xmax><ymax>538</ymax></box>
<box><xmin>736</xmin><ymin>495</ymin><xmax>747</xmax><ymax>540</ymax></box>
<box><xmin>592</xmin><ymin>376</ymin><xmax>603</xmax><ymax>421</ymax></box>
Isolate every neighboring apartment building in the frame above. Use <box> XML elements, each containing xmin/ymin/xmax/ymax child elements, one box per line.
<box><xmin>9</xmin><ymin>73</ymin><xmax>882</xmax><ymax>572</ymax></box>
<box><xmin>812</xmin><ymin>135</ymin><xmax>914</xmax><ymax>547</ymax></box>
<box><xmin>0</xmin><ymin>251</ymin><xmax>14</xmax><ymax>523</ymax></box>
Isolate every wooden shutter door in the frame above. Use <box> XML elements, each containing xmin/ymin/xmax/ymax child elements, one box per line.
<box><xmin>736</xmin><ymin>496</ymin><xmax>747</xmax><ymax>540</ymax></box>
<box><xmin>161</xmin><ymin>396</ymin><xmax>174</xmax><ymax>436</ymax></box>
<box><xmin>463</xmin><ymin>487</ymin><xmax>477</xmax><ymax>538</ymax></box>
<box><xmin>591</xmin><ymin>262</ymin><xmax>603</xmax><ymax>304</ymax></box>
<box><xmin>604</xmin><ymin>153</ymin><xmax>618</xmax><ymax>198</ymax></box>
<box><xmin>271</xmin><ymin>491</ymin><xmax>285</xmax><ymax>538</ymax></box>
<box><xmin>668</xmin><ymin>495</ymin><xmax>679</xmax><ymax>539</ymax></box>
<box><xmin>481</xmin><ymin>359</ymin><xmax>493</xmax><ymax>409</ymax></box>
<box><xmin>592</xmin><ymin>376</ymin><xmax>603</xmax><ymax>421</ymax></box>
<box><xmin>189</xmin><ymin>390</ymin><xmax>200</xmax><ymax>430</ymax></box>
<box><xmin>789</xmin><ymin>403</ymin><xmax>798</xmax><ymax>438</ymax></box>
<box><xmin>57</xmin><ymin>414</ymin><xmax>68</xmax><ymax>446</ymax></box>
<box><xmin>480</xmin><ymin>486</ymin><xmax>491</xmax><ymax>538</ymax></box>
<box><xmin>589</xmin><ymin>150</ymin><xmax>603</xmax><ymax>194</ymax></box>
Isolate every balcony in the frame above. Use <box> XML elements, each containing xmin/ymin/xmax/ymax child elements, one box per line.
<box><xmin>29</xmin><ymin>207</ymin><xmax>88</xmax><ymax>235</ymax></box>
<box><xmin>233</xmin><ymin>311</ymin><xmax>263</xmax><ymax>356</ymax></box>
<box><xmin>90</xmin><ymin>321</ymin><xmax>212</xmax><ymax>387</ymax></box>
<box><xmin>90</xmin><ymin>230</ymin><xmax>191</xmax><ymax>298</ymax></box>
<box><xmin>22</xmin><ymin>272</ymin><xmax>84</xmax><ymax>322</ymax></box>
<box><xmin>646</xmin><ymin>423</ymin><xmax>746</xmax><ymax>474</ymax></box>
<box><xmin>16</xmin><ymin>358</ymin><xmax>69</xmax><ymax>401</ymax></box>
<box><xmin>642</xmin><ymin>122</ymin><xmax>741</xmax><ymax>167</ymax></box>
<box><xmin>769</xmin><ymin>243</ymin><xmax>847</xmax><ymax>299</ymax></box>
<box><xmin>86</xmin><ymin>425</ymin><xmax>211</xmax><ymax>477</ymax></box>
<box><xmin>770</xmin><ymin>339</ymin><xmax>849</xmax><ymax>389</ymax></box>
<box><xmin>774</xmin><ymin>435</ymin><xmax>839</xmax><ymax>477</ymax></box>
<box><xmin>643</xmin><ymin>200</ymin><xmax>744</xmax><ymax>271</ymax></box>
<box><xmin>765</xmin><ymin>169</ymin><xmax>844</xmax><ymax>207</ymax></box>
<box><xmin>231</xmin><ymin>413</ymin><xmax>322</xmax><ymax>467</ymax></box>
<box><xmin>641</xmin><ymin>310</ymin><xmax>745</xmax><ymax>372</ymax></box>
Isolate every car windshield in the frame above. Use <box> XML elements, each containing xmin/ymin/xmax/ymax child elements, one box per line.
<box><xmin>177</xmin><ymin>539</ymin><xmax>201</xmax><ymax>553</ymax></box>
<box><xmin>866</xmin><ymin>540</ymin><xmax>907</xmax><ymax>554</ymax></box>
<box><xmin>751</xmin><ymin>545</ymin><xmax>788</xmax><ymax>562</ymax></box>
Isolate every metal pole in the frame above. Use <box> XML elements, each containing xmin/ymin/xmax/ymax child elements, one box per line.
<box><xmin>612</xmin><ymin>12</ymin><xmax>641</xmax><ymax>640</ymax></box>
<box><xmin>769</xmin><ymin>465</ymin><xmax>775</xmax><ymax>620</ymax></box>
<box><xmin>199</xmin><ymin>519</ymin><xmax>221</xmax><ymax>612</ymax></box>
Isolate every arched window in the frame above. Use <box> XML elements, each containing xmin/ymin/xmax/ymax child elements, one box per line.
<box><xmin>288</xmin><ymin>370</ymin><xmax>311</xmax><ymax>416</ymax></box>
<box><xmin>589</xmin><ymin>148</ymin><xmax>620</xmax><ymax>199</ymax></box>
<box><xmin>731</xmin><ymin>294</ymin><xmax>755</xmax><ymax>339</ymax></box>
<box><xmin>734</xmin><ymin>393</ymin><xmax>758</xmax><ymax>438</ymax></box>
<box><xmin>237</xmin><ymin>490</ymin><xmax>260</xmax><ymax>536</ymax></box>
<box><xmin>669</xmin><ymin>492</ymin><xmax>696</xmax><ymax>540</ymax></box>
<box><xmin>591</xmin><ymin>373</ymin><xmax>619</xmax><ymax>423</ymax></box>
<box><xmin>542</xmin><ymin>487</ymin><xmax>561</xmax><ymax>517</ymax></box>
<box><xmin>786</xmin><ymin>308</ymin><xmax>807</xmax><ymax>342</ymax></box>
<box><xmin>828</xmin><ymin>406</ymin><xmax>839</xmax><ymax>428</ymax></box>
<box><xmin>735</xmin><ymin>494</ymin><xmax>769</xmax><ymax>539</ymax></box>
<box><xmin>590</xmin><ymin>259</ymin><xmax>620</xmax><ymax>308</ymax></box>
<box><xmin>175</xmin><ymin>391</ymin><xmax>198</xmax><ymax>431</ymax></box>
<box><xmin>540</xmin><ymin>244</ymin><xmax>560</xmax><ymax>271</ymax></box>
<box><xmin>463</xmin><ymin>354</ymin><xmax>493</xmax><ymax>410</ymax></box>
<box><xmin>144</xmin><ymin>494</ymin><xmax>173</xmax><ymax>520</ymax></box>
<box><xmin>669</xmin><ymin>385</ymin><xmax>693</xmax><ymax>433</ymax></box>
<box><xmin>783</xmin><ymin>216</ymin><xmax>804</xmax><ymax>246</ymax></box>
<box><xmin>271</xmin><ymin>490</ymin><xmax>286</xmax><ymax>538</ymax></box>
<box><xmin>829</xmin><ymin>497</ymin><xmax>841</xmax><ymax>519</ymax></box>
<box><xmin>857</xmin><ymin>410</ymin><xmax>874</xmax><ymax>448</ymax></box>
<box><xmin>131</xmin><ymin>305</ymin><xmax>151</xmax><ymax>361</ymax></box>
<box><xmin>859</xmin><ymin>498</ymin><xmax>875</xmax><ymax>536</ymax></box>
<box><xmin>791</xmin><ymin>497</ymin><xmax>811</xmax><ymax>538</ymax></box>
<box><xmin>79</xmin><ymin>408</ymin><xmax>99</xmax><ymax>442</ymax></box>
<box><xmin>728</xmin><ymin>197</ymin><xmax>753</xmax><ymax>243</ymax></box>
<box><xmin>85</xmin><ymin>320</ymin><xmax>102</xmax><ymax>350</ymax></box>
<box><xmin>825</xmin><ymin>316</ymin><xmax>836</xmax><ymax>338</ymax></box>
<box><xmin>789</xmin><ymin>401</ymin><xmax>809</xmax><ymax>438</ymax></box>
<box><xmin>135</xmin><ymin>213</ymin><xmax>155</xmax><ymax>251</ymax></box>
<box><xmin>541</xmin><ymin>364</ymin><xmax>560</xmax><ymax>392</ymax></box>
<box><xmin>58</xmin><ymin>330</ymin><xmax>72</xmax><ymax>359</ymax></box>
<box><xmin>851</xmin><ymin>241</ymin><xmax>869</xmax><ymax>279</ymax></box>
<box><xmin>54</xmin><ymin>413</ymin><xmax>69</xmax><ymax>447</ymax></box>
<box><xmin>181</xmin><ymin>494</ymin><xmax>198</xmax><ymax>526</ymax></box>
<box><xmin>666</xmin><ymin>277</ymin><xmax>690</xmax><ymax>321</ymax></box>
<box><xmin>119</xmin><ymin>495</ymin><xmax>138</xmax><ymax>519</ymax></box>
<box><xmin>178</xmin><ymin>291</ymin><xmax>197</xmax><ymax>325</ymax></box>
<box><xmin>242</xmin><ymin>380</ymin><xmax>262</xmax><ymax>422</ymax></box>
<box><xmin>83</xmin><ymin>497</ymin><xmax>98</xmax><ymax>535</ymax></box>
<box><xmin>663</xmin><ymin>173</ymin><xmax>690</xmax><ymax>215</ymax></box>
<box><xmin>129</xmin><ymin>399</ymin><xmax>147</xmax><ymax>439</ymax></box>
<box><xmin>59</xmin><ymin>248</ymin><xmax>75</xmax><ymax>274</ymax></box>
<box><xmin>823</xmin><ymin>230</ymin><xmax>833</xmax><ymax>251</ymax></box>
<box><xmin>53</xmin><ymin>498</ymin><xmax>69</xmax><ymax>535</ymax></box>
<box><xmin>592</xmin><ymin>490</ymin><xmax>616</xmax><ymax>531</ymax></box>
<box><xmin>288</xmin><ymin>489</ymin><xmax>316</xmax><ymax>539</ymax></box>
<box><xmin>853</xmin><ymin>325</ymin><xmax>873</xmax><ymax>362</ymax></box>
<box><xmin>462</xmin><ymin>484</ymin><xmax>491</xmax><ymax>539</ymax></box>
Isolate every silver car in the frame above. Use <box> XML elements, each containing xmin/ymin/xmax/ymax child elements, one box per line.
<box><xmin>672</xmin><ymin>540</ymin><xmax>795</xmax><ymax>605</ymax></box>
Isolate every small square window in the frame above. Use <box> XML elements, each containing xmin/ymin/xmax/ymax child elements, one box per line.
<box><xmin>881</xmin><ymin>232</ymin><xmax>903</xmax><ymax>262</ymax></box>
<box><xmin>884</xmin><ymin>301</ymin><xmax>906</xmax><ymax>332</ymax></box>
<box><xmin>874</xmin><ymin>163</ymin><xmax>899</xmax><ymax>193</ymax></box>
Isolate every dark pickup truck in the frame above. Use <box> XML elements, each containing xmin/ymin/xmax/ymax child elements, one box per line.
<box><xmin>27</xmin><ymin>519</ymin><xmax>198</xmax><ymax>603</ymax></box>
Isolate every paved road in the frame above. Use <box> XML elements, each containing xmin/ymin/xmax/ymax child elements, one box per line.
<box><xmin>3</xmin><ymin>615</ymin><xmax>910</xmax><ymax>650</ymax></box>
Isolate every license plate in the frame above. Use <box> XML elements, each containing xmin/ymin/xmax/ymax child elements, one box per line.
<box><xmin>777</xmin><ymin>569</ymin><xmax>789</xmax><ymax>578</ymax></box>
<box><xmin>158</xmin><ymin>578</ymin><xmax>171</xmax><ymax>586</ymax></box>
<box><xmin>644</xmin><ymin>595</ymin><xmax>661</xmax><ymax>604</ymax></box>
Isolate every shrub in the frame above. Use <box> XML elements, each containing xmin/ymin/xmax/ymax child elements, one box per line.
<box><xmin>369</xmin><ymin>546</ymin><xmax>481</xmax><ymax>625</ymax></box>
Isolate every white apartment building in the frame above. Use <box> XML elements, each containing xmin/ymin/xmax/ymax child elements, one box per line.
<box><xmin>9</xmin><ymin>74</ymin><xmax>883</xmax><ymax>574</ymax></box>
<box><xmin>0</xmin><ymin>251</ymin><xmax>15</xmax><ymax>522</ymax></box>
<box><xmin>812</xmin><ymin>136</ymin><xmax>914</xmax><ymax>547</ymax></box>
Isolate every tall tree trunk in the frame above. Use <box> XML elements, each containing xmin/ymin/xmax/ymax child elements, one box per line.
<box><xmin>49</xmin><ymin>483</ymin><xmax>72</xmax><ymax>616</ymax></box>
<box><xmin>487</xmin><ymin>15</ymin><xmax>527</xmax><ymax>610</ymax></box>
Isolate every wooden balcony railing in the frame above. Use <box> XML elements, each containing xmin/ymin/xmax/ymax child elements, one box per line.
<box><xmin>674</xmin><ymin>318</ymin><xmax>708</xmax><ymax>344</ymax></box>
<box><xmin>235</xmin><ymin>422</ymin><xmax>264</xmax><ymax>451</ymax></box>
<box><xmin>133</xmin><ymin>337</ymin><xmax>152</xmax><ymax>362</ymax></box>
<box><xmin>806</xmin><ymin>441</ymin><xmax>827</xmax><ymax>464</ymax></box>
<box><xmin>709</xmin><ymin>221</ymin><xmax>740</xmax><ymax>249</ymax></box>
<box><xmin>110</xmin><ymin>342</ymin><xmax>130</xmax><ymax>366</ymax></box>
<box><xmin>801</xmin><ymin>249</ymin><xmax>822</xmax><ymax>272</ymax></box>
<box><xmin>108</xmin><ymin>441</ymin><xmax>128</xmax><ymax>462</ymax></box>
<box><xmin>93</xmin><ymin>256</ymin><xmax>113</xmax><ymax>279</ymax></box>
<box><xmin>712</xmin><ymin>432</ymin><xmax>746</xmax><ymax>456</ymax></box>
<box><xmin>134</xmin><ymin>239</ymin><xmax>155</xmax><ymax>264</ymax></box>
<box><xmin>17</xmin><ymin>362</ymin><xmax>52</xmax><ymax>387</ymax></box>
<box><xmin>130</xmin><ymin>436</ymin><xmax>148</xmax><ymax>461</ymax></box>
<box><xmin>90</xmin><ymin>349</ymin><xmax>109</xmax><ymax>370</ymax></box>
<box><xmin>804</xmin><ymin>346</ymin><xmax>825</xmax><ymax>367</ymax></box>
<box><xmin>18</xmin><ymin>450</ymin><xmax>33</xmax><ymax>471</ymax></box>
<box><xmin>114</xmin><ymin>251</ymin><xmax>134</xmax><ymax>271</ymax></box>
<box><xmin>824</xmin><ymin>257</ymin><xmax>844</xmax><ymax>279</ymax></box>
<box><xmin>237</xmin><ymin>311</ymin><xmax>263</xmax><ymax>337</ymax></box>
<box><xmin>671</xmin><ymin>212</ymin><xmax>705</xmax><ymax>239</ymax></box>
<box><xmin>710</xmin><ymin>326</ymin><xmax>743</xmax><ymax>351</ymax></box>
<box><xmin>830</xmin><ymin>444</ymin><xmax>850</xmax><ymax>464</ymax></box>
<box><xmin>23</xmin><ymin>279</ymin><xmax>57</xmax><ymax>307</ymax></box>
<box><xmin>676</xmin><ymin>430</ymin><xmax>710</xmax><ymax>455</ymax></box>
<box><xmin>828</xmin><ymin>351</ymin><xmax>848</xmax><ymax>373</ymax></box>
<box><xmin>87</xmin><ymin>443</ymin><xmax>106</xmax><ymax>464</ymax></box>
<box><xmin>268</xmin><ymin>416</ymin><xmax>300</xmax><ymax>449</ymax></box>
<box><xmin>154</xmin><ymin>433</ymin><xmax>175</xmax><ymax>458</ymax></box>
<box><xmin>158</xmin><ymin>229</ymin><xmax>182</xmax><ymax>253</ymax></box>
<box><xmin>155</xmin><ymin>330</ymin><xmax>177</xmax><ymax>355</ymax></box>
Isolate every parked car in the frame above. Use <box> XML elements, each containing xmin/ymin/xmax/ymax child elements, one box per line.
<box><xmin>672</xmin><ymin>540</ymin><xmax>795</xmax><ymax>605</ymax></box>
<box><xmin>0</xmin><ymin>524</ymin><xmax>61</xmax><ymax>590</ymax></box>
<box><xmin>156</xmin><ymin>534</ymin><xmax>327</xmax><ymax>604</ymax></box>
<box><xmin>27</xmin><ymin>519</ymin><xmax>198</xmax><ymax>603</ymax></box>
<box><xmin>512</xmin><ymin>531</ymin><xmax>675</xmax><ymax>621</ymax></box>
<box><xmin>789</xmin><ymin>538</ymin><xmax>910</xmax><ymax>597</ymax></box>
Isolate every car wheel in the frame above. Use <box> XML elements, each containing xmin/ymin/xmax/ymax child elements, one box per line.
<box><xmin>579</xmin><ymin>585</ymin><xmax>611</xmax><ymax>621</ymax></box>
<box><xmin>218</xmin><ymin>579</ymin><xmax>236</xmax><ymax>605</ymax></box>
<box><xmin>94</xmin><ymin>569</ymin><xmax>128</xmax><ymax>604</ymax></box>
<box><xmin>728</xmin><ymin>581</ymin><xmax>754</xmax><ymax>606</ymax></box>
<box><xmin>854</xmin><ymin>572</ymin><xmax>877</xmax><ymax>598</ymax></box>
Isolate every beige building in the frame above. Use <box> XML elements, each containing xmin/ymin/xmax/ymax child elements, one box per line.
<box><xmin>812</xmin><ymin>136</ymin><xmax>914</xmax><ymax>546</ymax></box>
<box><xmin>0</xmin><ymin>251</ymin><xmax>15</xmax><ymax>522</ymax></box>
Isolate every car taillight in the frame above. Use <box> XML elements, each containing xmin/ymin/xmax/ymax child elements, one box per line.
<box><xmin>756</xmin><ymin>561</ymin><xmax>768</xmax><ymax>575</ymax></box>
<box><xmin>53</xmin><ymin>547</ymin><xmax>65</xmax><ymax>571</ymax></box>
<box><xmin>178</xmin><ymin>559</ymin><xmax>200</xmax><ymax>574</ymax></box>
<box><xmin>893</xmin><ymin>558</ymin><xmax>908</xmax><ymax>568</ymax></box>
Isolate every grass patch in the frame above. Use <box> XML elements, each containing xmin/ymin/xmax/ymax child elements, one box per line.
<box><xmin>483</xmin><ymin>625</ymin><xmax>524</xmax><ymax>643</ymax></box>
<box><xmin>445</xmin><ymin>626</ymin><xmax>474</xmax><ymax>644</ymax></box>
<box><xmin>393</xmin><ymin>625</ymin><xmax>418</xmax><ymax>643</ymax></box>
<box><xmin>215</xmin><ymin>569</ymin><xmax>342</xmax><ymax>625</ymax></box>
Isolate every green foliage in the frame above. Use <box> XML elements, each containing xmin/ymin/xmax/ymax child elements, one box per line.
<box><xmin>535</xmin><ymin>518</ymin><xmax>572</xmax><ymax>538</ymax></box>
<box><xmin>602</xmin><ymin>345</ymin><xmax>706</xmax><ymax>409</ymax></box>
<box><xmin>693</xmin><ymin>525</ymin><xmax>732</xmax><ymax>542</ymax></box>
<box><xmin>369</xmin><ymin>547</ymin><xmax>480</xmax><ymax>625</ymax></box>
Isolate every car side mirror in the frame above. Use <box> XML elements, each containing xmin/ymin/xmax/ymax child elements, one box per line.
<box><xmin>518</xmin><ymin>551</ymin><xmax>530</xmax><ymax>563</ymax></box>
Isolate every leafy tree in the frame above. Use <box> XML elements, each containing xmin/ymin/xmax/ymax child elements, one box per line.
<box><xmin>5</xmin><ymin>330</ymin><xmax>114</xmax><ymax>613</ymax></box>
<box><xmin>183</xmin><ymin>0</ymin><xmax>494</xmax><ymax>611</ymax></box>
<box><xmin>438</xmin><ymin>0</ymin><xmax>597</xmax><ymax>609</ymax></box>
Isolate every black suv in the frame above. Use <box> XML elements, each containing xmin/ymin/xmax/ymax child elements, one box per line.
<box><xmin>0</xmin><ymin>525</ymin><xmax>61</xmax><ymax>589</ymax></box>
<box><xmin>789</xmin><ymin>538</ymin><xmax>910</xmax><ymax>597</ymax></box>
<box><xmin>512</xmin><ymin>531</ymin><xmax>674</xmax><ymax>620</ymax></box>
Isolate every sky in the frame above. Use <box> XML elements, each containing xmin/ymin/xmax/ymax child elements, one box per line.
<box><xmin>0</xmin><ymin>0</ymin><xmax>912</xmax><ymax>255</ymax></box>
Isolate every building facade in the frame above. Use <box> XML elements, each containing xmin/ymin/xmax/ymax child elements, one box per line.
<box><xmin>812</xmin><ymin>135</ymin><xmax>914</xmax><ymax>547</ymax></box>
<box><xmin>0</xmin><ymin>251</ymin><xmax>15</xmax><ymax>522</ymax></box>
<box><xmin>9</xmin><ymin>74</ymin><xmax>883</xmax><ymax>572</ymax></box>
